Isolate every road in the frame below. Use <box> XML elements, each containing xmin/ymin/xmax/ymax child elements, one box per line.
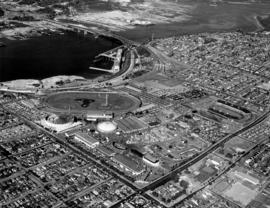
<box><xmin>140</xmin><ymin>110</ymin><xmax>270</xmax><ymax>192</ymax></box>
<box><xmin>171</xmin><ymin>135</ymin><xmax>267</xmax><ymax>208</ymax></box>
<box><xmin>146</xmin><ymin>44</ymin><xmax>190</xmax><ymax>71</ymax></box>
<box><xmin>109</xmin><ymin>50</ymin><xmax>135</xmax><ymax>84</ymax></box>
<box><xmin>1</xmin><ymin>93</ymin><xmax>269</xmax><ymax>208</ymax></box>
<box><xmin>108</xmin><ymin>109</ymin><xmax>270</xmax><ymax>208</ymax></box>
<box><xmin>2</xmin><ymin>19</ymin><xmax>270</xmax><ymax>207</ymax></box>
<box><xmin>0</xmin><ymin>21</ymin><xmax>140</xmax><ymax>94</ymax></box>
<box><xmin>1</xmin><ymin>104</ymin><xmax>140</xmax><ymax>190</ymax></box>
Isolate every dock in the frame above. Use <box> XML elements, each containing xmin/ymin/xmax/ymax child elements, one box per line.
<box><xmin>90</xmin><ymin>46</ymin><xmax>124</xmax><ymax>74</ymax></box>
<box><xmin>43</xmin><ymin>20</ymin><xmax>136</xmax><ymax>75</ymax></box>
<box><xmin>89</xmin><ymin>66</ymin><xmax>115</xmax><ymax>74</ymax></box>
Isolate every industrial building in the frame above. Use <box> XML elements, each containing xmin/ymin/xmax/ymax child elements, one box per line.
<box><xmin>74</xmin><ymin>132</ymin><xmax>100</xmax><ymax>148</ymax></box>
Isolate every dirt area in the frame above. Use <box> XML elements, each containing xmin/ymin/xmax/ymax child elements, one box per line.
<box><xmin>0</xmin><ymin>75</ymin><xmax>85</xmax><ymax>91</ymax></box>
<box><xmin>67</xmin><ymin>0</ymin><xmax>194</xmax><ymax>32</ymax></box>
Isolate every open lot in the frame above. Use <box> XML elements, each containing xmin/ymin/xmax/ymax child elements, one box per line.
<box><xmin>224</xmin><ymin>182</ymin><xmax>257</xmax><ymax>206</ymax></box>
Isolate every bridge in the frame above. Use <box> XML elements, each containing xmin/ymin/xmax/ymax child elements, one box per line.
<box><xmin>44</xmin><ymin>19</ymin><xmax>139</xmax><ymax>47</ymax></box>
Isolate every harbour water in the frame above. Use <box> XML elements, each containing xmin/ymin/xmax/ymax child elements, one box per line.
<box><xmin>1</xmin><ymin>1</ymin><xmax>270</xmax><ymax>82</ymax></box>
<box><xmin>120</xmin><ymin>1</ymin><xmax>270</xmax><ymax>41</ymax></box>
<box><xmin>0</xmin><ymin>32</ymin><xmax>121</xmax><ymax>82</ymax></box>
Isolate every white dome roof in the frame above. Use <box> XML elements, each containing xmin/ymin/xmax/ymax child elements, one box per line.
<box><xmin>97</xmin><ymin>121</ymin><xmax>117</xmax><ymax>133</ymax></box>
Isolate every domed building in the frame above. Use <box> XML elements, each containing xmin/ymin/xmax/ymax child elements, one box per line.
<box><xmin>40</xmin><ymin>114</ymin><xmax>81</xmax><ymax>133</ymax></box>
<box><xmin>97</xmin><ymin>121</ymin><xmax>117</xmax><ymax>134</ymax></box>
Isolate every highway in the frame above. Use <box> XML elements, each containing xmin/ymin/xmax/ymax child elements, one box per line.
<box><xmin>140</xmin><ymin>110</ymin><xmax>270</xmax><ymax>192</ymax></box>
<box><xmin>109</xmin><ymin>50</ymin><xmax>135</xmax><ymax>84</ymax></box>
<box><xmin>2</xmin><ymin>88</ymin><xmax>270</xmax><ymax>208</ymax></box>
<box><xmin>0</xmin><ymin>20</ymin><xmax>140</xmax><ymax>94</ymax></box>
<box><xmin>1</xmin><ymin>104</ymin><xmax>141</xmax><ymax>191</ymax></box>
<box><xmin>171</xmin><ymin>135</ymin><xmax>267</xmax><ymax>208</ymax></box>
<box><xmin>146</xmin><ymin>44</ymin><xmax>190</xmax><ymax>72</ymax></box>
<box><xmin>0</xmin><ymin>20</ymin><xmax>186</xmax><ymax>95</ymax></box>
<box><xmin>44</xmin><ymin>20</ymin><xmax>189</xmax><ymax>75</ymax></box>
<box><xmin>3</xmin><ymin>18</ymin><xmax>270</xmax><ymax>208</ymax></box>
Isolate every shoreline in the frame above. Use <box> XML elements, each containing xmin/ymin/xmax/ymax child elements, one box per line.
<box><xmin>1</xmin><ymin>6</ymin><xmax>270</xmax><ymax>91</ymax></box>
<box><xmin>0</xmin><ymin>28</ymin><xmax>134</xmax><ymax>92</ymax></box>
<box><xmin>0</xmin><ymin>22</ymin><xmax>267</xmax><ymax>92</ymax></box>
<box><xmin>2</xmin><ymin>27</ymin><xmax>269</xmax><ymax>94</ymax></box>
<box><xmin>0</xmin><ymin>25</ymin><xmax>124</xmax><ymax>85</ymax></box>
<box><xmin>254</xmin><ymin>15</ymin><xmax>266</xmax><ymax>31</ymax></box>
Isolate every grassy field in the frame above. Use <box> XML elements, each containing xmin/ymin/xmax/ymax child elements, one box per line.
<box><xmin>44</xmin><ymin>91</ymin><xmax>140</xmax><ymax>114</ymax></box>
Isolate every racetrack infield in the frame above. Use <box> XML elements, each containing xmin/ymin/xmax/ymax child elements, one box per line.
<box><xmin>43</xmin><ymin>91</ymin><xmax>141</xmax><ymax>115</ymax></box>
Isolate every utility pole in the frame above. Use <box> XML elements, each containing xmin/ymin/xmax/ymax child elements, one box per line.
<box><xmin>105</xmin><ymin>93</ymin><xmax>108</xmax><ymax>107</ymax></box>
<box><xmin>102</xmin><ymin>93</ymin><xmax>108</xmax><ymax>107</ymax></box>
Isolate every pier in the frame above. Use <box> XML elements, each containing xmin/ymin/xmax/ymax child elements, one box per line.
<box><xmin>90</xmin><ymin>47</ymin><xmax>124</xmax><ymax>74</ymax></box>
<box><xmin>43</xmin><ymin>19</ymin><xmax>137</xmax><ymax>76</ymax></box>
<box><xmin>98</xmin><ymin>45</ymin><xmax>123</xmax><ymax>60</ymax></box>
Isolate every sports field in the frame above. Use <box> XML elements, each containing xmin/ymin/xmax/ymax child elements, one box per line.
<box><xmin>224</xmin><ymin>182</ymin><xmax>257</xmax><ymax>206</ymax></box>
<box><xmin>44</xmin><ymin>91</ymin><xmax>141</xmax><ymax>114</ymax></box>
